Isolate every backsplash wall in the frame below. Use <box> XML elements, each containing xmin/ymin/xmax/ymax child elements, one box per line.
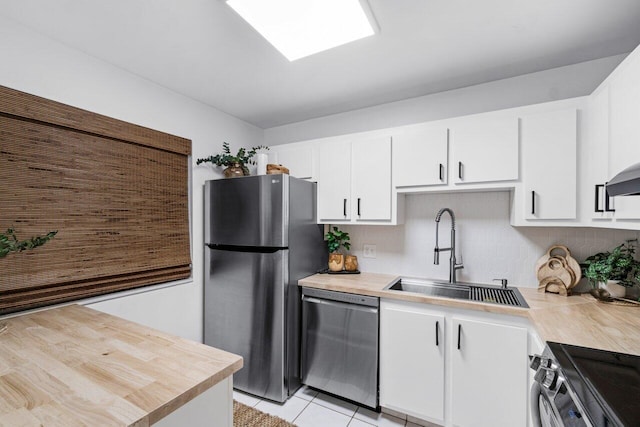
<box><xmin>340</xmin><ymin>191</ymin><xmax>639</xmax><ymax>288</ymax></box>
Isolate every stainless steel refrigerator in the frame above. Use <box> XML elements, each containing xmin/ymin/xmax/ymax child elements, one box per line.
<box><xmin>203</xmin><ymin>174</ymin><xmax>326</xmax><ymax>402</ymax></box>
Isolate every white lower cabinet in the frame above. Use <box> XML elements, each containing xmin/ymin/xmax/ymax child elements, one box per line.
<box><xmin>451</xmin><ymin>316</ymin><xmax>528</xmax><ymax>427</ymax></box>
<box><xmin>380</xmin><ymin>301</ymin><xmax>445</xmax><ymax>424</ymax></box>
<box><xmin>380</xmin><ymin>299</ymin><xmax>529</xmax><ymax>427</ymax></box>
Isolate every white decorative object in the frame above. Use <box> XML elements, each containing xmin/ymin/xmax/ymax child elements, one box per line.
<box><xmin>600</xmin><ymin>280</ymin><xmax>626</xmax><ymax>298</ymax></box>
<box><xmin>256</xmin><ymin>153</ymin><xmax>268</xmax><ymax>175</ymax></box>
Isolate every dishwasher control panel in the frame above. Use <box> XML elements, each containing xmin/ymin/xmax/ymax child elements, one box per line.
<box><xmin>301</xmin><ymin>287</ymin><xmax>379</xmax><ymax>307</ymax></box>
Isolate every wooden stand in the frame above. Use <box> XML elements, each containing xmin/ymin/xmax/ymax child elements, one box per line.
<box><xmin>538</xmin><ymin>278</ymin><xmax>571</xmax><ymax>296</ymax></box>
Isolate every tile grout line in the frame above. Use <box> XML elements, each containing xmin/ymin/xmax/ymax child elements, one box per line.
<box><xmin>294</xmin><ymin>391</ymin><xmax>360</xmax><ymax>426</ymax></box>
<box><xmin>291</xmin><ymin>397</ymin><xmax>313</xmax><ymax>424</ymax></box>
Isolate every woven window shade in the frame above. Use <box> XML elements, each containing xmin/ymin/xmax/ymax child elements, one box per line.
<box><xmin>0</xmin><ymin>86</ymin><xmax>192</xmax><ymax>314</ymax></box>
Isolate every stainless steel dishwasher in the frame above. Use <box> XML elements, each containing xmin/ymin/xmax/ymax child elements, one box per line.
<box><xmin>301</xmin><ymin>287</ymin><xmax>379</xmax><ymax>409</ymax></box>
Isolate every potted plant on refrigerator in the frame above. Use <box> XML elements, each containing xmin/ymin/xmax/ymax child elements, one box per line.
<box><xmin>325</xmin><ymin>226</ymin><xmax>351</xmax><ymax>272</ymax></box>
<box><xmin>582</xmin><ymin>243</ymin><xmax>640</xmax><ymax>298</ymax></box>
<box><xmin>196</xmin><ymin>142</ymin><xmax>268</xmax><ymax>178</ymax></box>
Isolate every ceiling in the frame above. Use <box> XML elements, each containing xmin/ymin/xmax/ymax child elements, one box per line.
<box><xmin>3</xmin><ymin>0</ymin><xmax>640</xmax><ymax>129</ymax></box>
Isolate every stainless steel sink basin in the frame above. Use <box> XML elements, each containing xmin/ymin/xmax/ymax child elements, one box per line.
<box><xmin>385</xmin><ymin>278</ymin><xmax>529</xmax><ymax>308</ymax></box>
<box><xmin>387</xmin><ymin>279</ymin><xmax>470</xmax><ymax>300</ymax></box>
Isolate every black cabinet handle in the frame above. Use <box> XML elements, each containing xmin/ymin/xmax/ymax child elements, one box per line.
<box><xmin>435</xmin><ymin>321</ymin><xmax>439</xmax><ymax>347</ymax></box>
<box><xmin>357</xmin><ymin>198</ymin><xmax>361</xmax><ymax>216</ymax></box>
<box><xmin>604</xmin><ymin>182</ymin><xmax>616</xmax><ymax>212</ymax></box>
<box><xmin>458</xmin><ymin>161</ymin><xmax>463</xmax><ymax>180</ymax></box>
<box><xmin>457</xmin><ymin>324</ymin><xmax>462</xmax><ymax>350</ymax></box>
<box><xmin>343</xmin><ymin>199</ymin><xmax>347</xmax><ymax>217</ymax></box>
<box><xmin>439</xmin><ymin>163</ymin><xmax>444</xmax><ymax>181</ymax></box>
<box><xmin>531</xmin><ymin>191</ymin><xmax>536</xmax><ymax>215</ymax></box>
<box><xmin>595</xmin><ymin>184</ymin><xmax>604</xmax><ymax>213</ymax></box>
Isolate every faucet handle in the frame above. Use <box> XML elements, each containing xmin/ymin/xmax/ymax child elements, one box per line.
<box><xmin>493</xmin><ymin>278</ymin><xmax>508</xmax><ymax>289</ymax></box>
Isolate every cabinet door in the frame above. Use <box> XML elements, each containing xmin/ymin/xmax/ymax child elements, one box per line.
<box><xmin>586</xmin><ymin>87</ymin><xmax>614</xmax><ymax>220</ymax></box>
<box><xmin>393</xmin><ymin>125</ymin><xmax>448</xmax><ymax>187</ymax></box>
<box><xmin>380</xmin><ymin>301</ymin><xmax>445</xmax><ymax>424</ymax></box>
<box><xmin>450</xmin><ymin>116</ymin><xmax>519</xmax><ymax>184</ymax></box>
<box><xmin>451</xmin><ymin>317</ymin><xmax>528</xmax><ymax>427</ymax></box>
<box><xmin>351</xmin><ymin>136</ymin><xmax>392</xmax><ymax>221</ymax></box>
<box><xmin>521</xmin><ymin>108</ymin><xmax>577</xmax><ymax>219</ymax></box>
<box><xmin>317</xmin><ymin>139</ymin><xmax>351</xmax><ymax>221</ymax></box>
<box><xmin>270</xmin><ymin>146</ymin><xmax>314</xmax><ymax>179</ymax></box>
<box><xmin>609</xmin><ymin>52</ymin><xmax>640</xmax><ymax>220</ymax></box>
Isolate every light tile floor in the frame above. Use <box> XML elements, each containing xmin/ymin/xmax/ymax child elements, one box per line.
<box><xmin>233</xmin><ymin>386</ymin><xmax>425</xmax><ymax>427</ymax></box>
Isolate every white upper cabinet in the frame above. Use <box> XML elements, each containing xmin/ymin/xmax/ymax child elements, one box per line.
<box><xmin>521</xmin><ymin>108</ymin><xmax>577</xmax><ymax>220</ymax></box>
<box><xmin>351</xmin><ymin>136</ymin><xmax>392</xmax><ymax>221</ymax></box>
<box><xmin>317</xmin><ymin>138</ymin><xmax>352</xmax><ymax>222</ymax></box>
<box><xmin>585</xmin><ymin>86</ymin><xmax>615</xmax><ymax>220</ymax></box>
<box><xmin>450</xmin><ymin>115</ymin><xmax>519</xmax><ymax>184</ymax></box>
<box><xmin>317</xmin><ymin>135</ymin><xmax>394</xmax><ymax>223</ymax></box>
<box><xmin>393</xmin><ymin>124</ymin><xmax>448</xmax><ymax>188</ymax></box>
<box><xmin>268</xmin><ymin>145</ymin><xmax>314</xmax><ymax>180</ymax></box>
<box><xmin>608</xmin><ymin>51</ymin><xmax>640</xmax><ymax>220</ymax></box>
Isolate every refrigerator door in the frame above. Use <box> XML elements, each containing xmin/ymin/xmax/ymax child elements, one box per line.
<box><xmin>204</xmin><ymin>246</ymin><xmax>288</xmax><ymax>402</ymax></box>
<box><xmin>204</xmin><ymin>175</ymin><xmax>288</xmax><ymax>247</ymax></box>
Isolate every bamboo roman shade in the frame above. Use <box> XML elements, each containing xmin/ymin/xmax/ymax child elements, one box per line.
<box><xmin>0</xmin><ymin>86</ymin><xmax>192</xmax><ymax>314</ymax></box>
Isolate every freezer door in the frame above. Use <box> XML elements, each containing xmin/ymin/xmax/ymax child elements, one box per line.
<box><xmin>204</xmin><ymin>247</ymin><xmax>288</xmax><ymax>402</ymax></box>
<box><xmin>204</xmin><ymin>175</ymin><xmax>287</xmax><ymax>247</ymax></box>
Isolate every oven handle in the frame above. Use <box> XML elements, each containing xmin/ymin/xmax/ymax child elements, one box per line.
<box><xmin>302</xmin><ymin>296</ymin><xmax>379</xmax><ymax>314</ymax></box>
<box><xmin>530</xmin><ymin>381</ymin><xmax>543</xmax><ymax>427</ymax></box>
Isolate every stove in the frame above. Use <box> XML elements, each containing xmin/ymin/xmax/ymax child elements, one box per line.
<box><xmin>530</xmin><ymin>342</ymin><xmax>640</xmax><ymax>427</ymax></box>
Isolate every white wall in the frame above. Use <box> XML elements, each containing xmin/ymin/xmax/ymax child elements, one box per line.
<box><xmin>264</xmin><ymin>54</ymin><xmax>626</xmax><ymax>145</ymax></box>
<box><xmin>342</xmin><ymin>191</ymin><xmax>640</xmax><ymax>288</ymax></box>
<box><xmin>0</xmin><ymin>16</ymin><xmax>263</xmax><ymax>341</ymax></box>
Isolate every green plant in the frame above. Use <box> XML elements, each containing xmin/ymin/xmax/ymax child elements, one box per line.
<box><xmin>196</xmin><ymin>142</ymin><xmax>268</xmax><ymax>175</ymax></box>
<box><xmin>0</xmin><ymin>226</ymin><xmax>58</xmax><ymax>258</ymax></box>
<box><xmin>325</xmin><ymin>226</ymin><xmax>351</xmax><ymax>254</ymax></box>
<box><xmin>582</xmin><ymin>243</ymin><xmax>640</xmax><ymax>287</ymax></box>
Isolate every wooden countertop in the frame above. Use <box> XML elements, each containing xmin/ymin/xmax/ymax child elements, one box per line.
<box><xmin>0</xmin><ymin>304</ymin><xmax>242</xmax><ymax>426</ymax></box>
<box><xmin>299</xmin><ymin>273</ymin><xmax>640</xmax><ymax>356</ymax></box>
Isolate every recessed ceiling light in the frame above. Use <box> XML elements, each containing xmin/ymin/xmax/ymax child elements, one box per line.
<box><xmin>226</xmin><ymin>0</ymin><xmax>377</xmax><ymax>61</ymax></box>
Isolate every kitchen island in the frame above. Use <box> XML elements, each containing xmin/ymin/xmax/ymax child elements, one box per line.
<box><xmin>0</xmin><ymin>304</ymin><xmax>242</xmax><ymax>426</ymax></box>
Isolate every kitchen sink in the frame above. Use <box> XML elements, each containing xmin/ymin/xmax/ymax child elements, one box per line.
<box><xmin>388</xmin><ymin>279</ymin><xmax>470</xmax><ymax>300</ymax></box>
<box><xmin>385</xmin><ymin>278</ymin><xmax>529</xmax><ymax>308</ymax></box>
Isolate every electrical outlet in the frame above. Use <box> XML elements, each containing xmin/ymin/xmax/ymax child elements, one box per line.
<box><xmin>363</xmin><ymin>244</ymin><xmax>377</xmax><ymax>258</ymax></box>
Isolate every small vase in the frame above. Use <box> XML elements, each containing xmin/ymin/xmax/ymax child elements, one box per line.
<box><xmin>328</xmin><ymin>254</ymin><xmax>345</xmax><ymax>272</ymax></box>
<box><xmin>600</xmin><ymin>280</ymin><xmax>626</xmax><ymax>298</ymax></box>
<box><xmin>345</xmin><ymin>255</ymin><xmax>358</xmax><ymax>272</ymax></box>
<box><xmin>223</xmin><ymin>163</ymin><xmax>246</xmax><ymax>178</ymax></box>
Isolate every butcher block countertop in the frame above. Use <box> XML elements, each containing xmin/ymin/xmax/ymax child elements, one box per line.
<box><xmin>299</xmin><ymin>272</ymin><xmax>640</xmax><ymax>356</ymax></box>
<box><xmin>0</xmin><ymin>304</ymin><xmax>242</xmax><ymax>427</ymax></box>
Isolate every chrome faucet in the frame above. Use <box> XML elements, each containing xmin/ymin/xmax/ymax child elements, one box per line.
<box><xmin>434</xmin><ymin>208</ymin><xmax>464</xmax><ymax>283</ymax></box>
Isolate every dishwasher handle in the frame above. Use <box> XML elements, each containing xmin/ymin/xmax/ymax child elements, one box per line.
<box><xmin>302</xmin><ymin>296</ymin><xmax>379</xmax><ymax>314</ymax></box>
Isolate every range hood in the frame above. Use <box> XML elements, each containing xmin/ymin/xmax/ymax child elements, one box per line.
<box><xmin>606</xmin><ymin>162</ymin><xmax>640</xmax><ymax>196</ymax></box>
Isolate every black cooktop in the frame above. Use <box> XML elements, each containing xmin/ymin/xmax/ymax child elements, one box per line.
<box><xmin>548</xmin><ymin>342</ymin><xmax>640</xmax><ymax>427</ymax></box>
